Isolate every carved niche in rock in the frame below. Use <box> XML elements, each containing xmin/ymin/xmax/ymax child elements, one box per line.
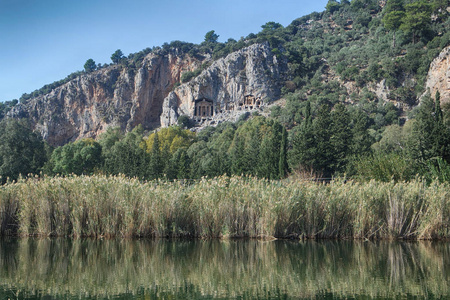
<box><xmin>238</xmin><ymin>95</ymin><xmax>262</xmax><ymax>110</ymax></box>
<box><xmin>194</xmin><ymin>98</ymin><xmax>214</xmax><ymax>120</ymax></box>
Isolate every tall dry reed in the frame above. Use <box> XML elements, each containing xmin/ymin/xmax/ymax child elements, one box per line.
<box><xmin>0</xmin><ymin>175</ymin><xmax>449</xmax><ymax>239</ymax></box>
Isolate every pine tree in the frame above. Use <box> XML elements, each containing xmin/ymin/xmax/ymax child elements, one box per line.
<box><xmin>400</xmin><ymin>0</ymin><xmax>432</xmax><ymax>43</ymax></box>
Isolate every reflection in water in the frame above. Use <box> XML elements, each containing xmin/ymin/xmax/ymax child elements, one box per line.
<box><xmin>0</xmin><ymin>239</ymin><xmax>449</xmax><ymax>299</ymax></box>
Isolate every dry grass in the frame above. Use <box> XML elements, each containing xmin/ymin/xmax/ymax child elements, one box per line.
<box><xmin>0</xmin><ymin>175</ymin><xmax>449</xmax><ymax>239</ymax></box>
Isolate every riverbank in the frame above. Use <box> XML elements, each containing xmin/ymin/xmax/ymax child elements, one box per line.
<box><xmin>0</xmin><ymin>175</ymin><xmax>449</xmax><ymax>239</ymax></box>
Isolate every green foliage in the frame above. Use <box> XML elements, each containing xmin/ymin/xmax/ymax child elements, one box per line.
<box><xmin>261</xmin><ymin>21</ymin><xmax>283</xmax><ymax>33</ymax></box>
<box><xmin>326</xmin><ymin>0</ymin><xmax>341</xmax><ymax>14</ymax></box>
<box><xmin>400</xmin><ymin>0</ymin><xmax>432</xmax><ymax>43</ymax></box>
<box><xmin>110</xmin><ymin>49</ymin><xmax>124</xmax><ymax>64</ymax></box>
<box><xmin>350</xmin><ymin>151</ymin><xmax>415</xmax><ymax>182</ymax></box>
<box><xmin>84</xmin><ymin>58</ymin><xmax>96</xmax><ymax>73</ymax></box>
<box><xmin>204</xmin><ymin>30</ymin><xmax>219</xmax><ymax>43</ymax></box>
<box><xmin>50</xmin><ymin>138</ymin><xmax>102</xmax><ymax>175</ymax></box>
<box><xmin>148</xmin><ymin>132</ymin><xmax>163</xmax><ymax>179</ymax></box>
<box><xmin>177</xmin><ymin>115</ymin><xmax>193</xmax><ymax>129</ymax></box>
<box><xmin>383</xmin><ymin>10</ymin><xmax>405</xmax><ymax>32</ymax></box>
<box><xmin>180</xmin><ymin>62</ymin><xmax>210</xmax><ymax>83</ymax></box>
<box><xmin>101</xmin><ymin>126</ymin><xmax>149</xmax><ymax>179</ymax></box>
<box><xmin>0</xmin><ymin>119</ymin><xmax>47</xmax><ymax>182</ymax></box>
<box><xmin>408</xmin><ymin>93</ymin><xmax>450</xmax><ymax>164</ymax></box>
<box><xmin>146</xmin><ymin>126</ymin><xmax>195</xmax><ymax>155</ymax></box>
<box><xmin>0</xmin><ymin>100</ymin><xmax>19</xmax><ymax>119</ymax></box>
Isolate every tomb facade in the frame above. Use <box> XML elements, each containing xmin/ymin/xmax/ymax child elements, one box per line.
<box><xmin>194</xmin><ymin>98</ymin><xmax>214</xmax><ymax>120</ymax></box>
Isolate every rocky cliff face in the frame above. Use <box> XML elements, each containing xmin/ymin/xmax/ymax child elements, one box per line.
<box><xmin>161</xmin><ymin>43</ymin><xmax>287</xmax><ymax>127</ymax></box>
<box><xmin>8</xmin><ymin>43</ymin><xmax>286</xmax><ymax>146</ymax></box>
<box><xmin>8</xmin><ymin>50</ymin><xmax>202</xmax><ymax>146</ymax></box>
<box><xmin>425</xmin><ymin>45</ymin><xmax>450</xmax><ymax>103</ymax></box>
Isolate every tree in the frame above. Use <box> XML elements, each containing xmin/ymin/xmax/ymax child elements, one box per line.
<box><xmin>408</xmin><ymin>92</ymin><xmax>450</xmax><ymax>164</ymax></box>
<box><xmin>146</xmin><ymin>126</ymin><xmax>195</xmax><ymax>155</ymax></box>
<box><xmin>289</xmin><ymin>101</ymin><xmax>315</xmax><ymax>172</ymax></box>
<box><xmin>258</xmin><ymin>121</ymin><xmax>283</xmax><ymax>179</ymax></box>
<box><xmin>431</xmin><ymin>91</ymin><xmax>450</xmax><ymax>162</ymax></box>
<box><xmin>384</xmin><ymin>0</ymin><xmax>404</xmax><ymax>13</ymax></box>
<box><xmin>383</xmin><ymin>11</ymin><xmax>405</xmax><ymax>48</ymax></box>
<box><xmin>84</xmin><ymin>58</ymin><xmax>96</xmax><ymax>73</ymax></box>
<box><xmin>50</xmin><ymin>138</ymin><xmax>102</xmax><ymax>175</ymax></box>
<box><xmin>400</xmin><ymin>0</ymin><xmax>432</xmax><ymax>43</ymax></box>
<box><xmin>229</xmin><ymin>133</ymin><xmax>245</xmax><ymax>175</ymax></box>
<box><xmin>326</xmin><ymin>0</ymin><xmax>340</xmax><ymax>13</ymax></box>
<box><xmin>0</xmin><ymin>119</ymin><xmax>47</xmax><ymax>183</ymax></box>
<box><xmin>149</xmin><ymin>132</ymin><xmax>163</xmax><ymax>179</ymax></box>
<box><xmin>312</xmin><ymin>105</ymin><xmax>333</xmax><ymax>176</ymax></box>
<box><xmin>177</xmin><ymin>115</ymin><xmax>193</xmax><ymax>129</ymax></box>
<box><xmin>329</xmin><ymin>103</ymin><xmax>352</xmax><ymax>173</ymax></box>
<box><xmin>382</xmin><ymin>0</ymin><xmax>405</xmax><ymax>47</ymax></box>
<box><xmin>111</xmin><ymin>49</ymin><xmax>124</xmax><ymax>64</ymax></box>
<box><xmin>279</xmin><ymin>126</ymin><xmax>288</xmax><ymax>178</ymax></box>
<box><xmin>261</xmin><ymin>21</ymin><xmax>283</xmax><ymax>33</ymax></box>
<box><xmin>166</xmin><ymin>148</ymin><xmax>190</xmax><ymax>179</ymax></box>
<box><xmin>432</xmin><ymin>0</ymin><xmax>449</xmax><ymax>20</ymax></box>
<box><xmin>243</xmin><ymin>127</ymin><xmax>261</xmax><ymax>176</ymax></box>
<box><xmin>204</xmin><ymin>30</ymin><xmax>219</xmax><ymax>43</ymax></box>
<box><xmin>101</xmin><ymin>126</ymin><xmax>149</xmax><ymax>178</ymax></box>
<box><xmin>350</xmin><ymin>109</ymin><xmax>374</xmax><ymax>156</ymax></box>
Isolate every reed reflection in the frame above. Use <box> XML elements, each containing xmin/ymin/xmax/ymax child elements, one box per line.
<box><xmin>0</xmin><ymin>239</ymin><xmax>448</xmax><ymax>299</ymax></box>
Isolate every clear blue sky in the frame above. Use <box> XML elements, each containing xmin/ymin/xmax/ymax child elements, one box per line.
<box><xmin>0</xmin><ymin>0</ymin><xmax>328</xmax><ymax>102</ymax></box>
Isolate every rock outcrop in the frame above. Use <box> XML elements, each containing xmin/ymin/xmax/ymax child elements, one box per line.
<box><xmin>425</xmin><ymin>45</ymin><xmax>450</xmax><ymax>103</ymax></box>
<box><xmin>161</xmin><ymin>43</ymin><xmax>287</xmax><ymax>127</ymax></box>
<box><xmin>8</xmin><ymin>50</ymin><xmax>201</xmax><ymax>146</ymax></box>
<box><xmin>8</xmin><ymin>43</ymin><xmax>287</xmax><ymax>146</ymax></box>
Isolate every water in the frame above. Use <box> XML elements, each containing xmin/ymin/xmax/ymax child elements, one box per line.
<box><xmin>0</xmin><ymin>238</ymin><xmax>449</xmax><ymax>299</ymax></box>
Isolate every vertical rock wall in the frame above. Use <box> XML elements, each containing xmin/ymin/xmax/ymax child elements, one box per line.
<box><xmin>8</xmin><ymin>43</ymin><xmax>287</xmax><ymax>146</ymax></box>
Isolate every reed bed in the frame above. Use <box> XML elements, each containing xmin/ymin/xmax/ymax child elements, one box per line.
<box><xmin>0</xmin><ymin>175</ymin><xmax>449</xmax><ymax>239</ymax></box>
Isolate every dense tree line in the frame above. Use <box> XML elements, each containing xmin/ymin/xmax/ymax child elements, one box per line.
<box><xmin>2</xmin><ymin>90</ymin><xmax>450</xmax><ymax>184</ymax></box>
<box><xmin>39</xmin><ymin>118</ymin><xmax>288</xmax><ymax>181</ymax></box>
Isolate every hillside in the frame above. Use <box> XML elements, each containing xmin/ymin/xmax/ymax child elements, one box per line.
<box><xmin>1</xmin><ymin>0</ymin><xmax>450</xmax><ymax>182</ymax></box>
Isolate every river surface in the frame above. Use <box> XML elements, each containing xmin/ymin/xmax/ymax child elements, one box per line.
<box><xmin>0</xmin><ymin>238</ymin><xmax>449</xmax><ymax>299</ymax></box>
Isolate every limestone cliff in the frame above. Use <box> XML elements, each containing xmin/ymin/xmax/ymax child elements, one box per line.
<box><xmin>425</xmin><ymin>45</ymin><xmax>450</xmax><ymax>104</ymax></box>
<box><xmin>161</xmin><ymin>43</ymin><xmax>287</xmax><ymax>127</ymax></box>
<box><xmin>8</xmin><ymin>43</ymin><xmax>286</xmax><ymax>146</ymax></box>
<box><xmin>8</xmin><ymin>50</ymin><xmax>201</xmax><ymax>146</ymax></box>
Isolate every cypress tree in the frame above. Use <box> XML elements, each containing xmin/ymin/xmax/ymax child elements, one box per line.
<box><xmin>432</xmin><ymin>90</ymin><xmax>450</xmax><ymax>162</ymax></box>
<box><xmin>330</xmin><ymin>103</ymin><xmax>352</xmax><ymax>174</ymax></box>
<box><xmin>243</xmin><ymin>128</ymin><xmax>261</xmax><ymax>176</ymax></box>
<box><xmin>289</xmin><ymin>101</ymin><xmax>315</xmax><ymax>172</ymax></box>
<box><xmin>230</xmin><ymin>133</ymin><xmax>245</xmax><ymax>175</ymax></box>
<box><xmin>149</xmin><ymin>132</ymin><xmax>163</xmax><ymax>179</ymax></box>
<box><xmin>279</xmin><ymin>126</ymin><xmax>288</xmax><ymax>178</ymax></box>
<box><xmin>312</xmin><ymin>104</ymin><xmax>332</xmax><ymax>176</ymax></box>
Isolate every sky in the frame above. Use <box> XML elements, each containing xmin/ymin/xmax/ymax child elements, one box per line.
<box><xmin>0</xmin><ymin>0</ymin><xmax>328</xmax><ymax>102</ymax></box>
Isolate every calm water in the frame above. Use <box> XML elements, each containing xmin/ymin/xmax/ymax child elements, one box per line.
<box><xmin>0</xmin><ymin>238</ymin><xmax>449</xmax><ymax>299</ymax></box>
